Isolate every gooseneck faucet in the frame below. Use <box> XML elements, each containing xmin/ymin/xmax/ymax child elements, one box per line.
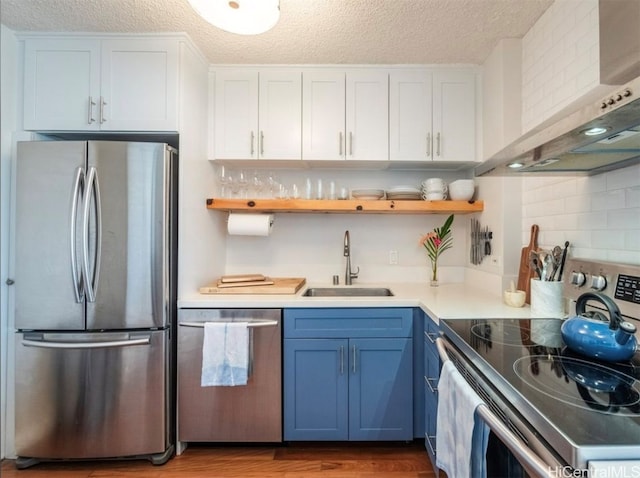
<box><xmin>344</xmin><ymin>230</ymin><xmax>360</xmax><ymax>285</ymax></box>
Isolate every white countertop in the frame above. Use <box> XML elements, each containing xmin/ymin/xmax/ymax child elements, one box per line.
<box><xmin>178</xmin><ymin>281</ymin><xmax>534</xmax><ymax>322</ymax></box>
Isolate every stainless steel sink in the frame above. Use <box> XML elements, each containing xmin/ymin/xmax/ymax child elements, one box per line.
<box><xmin>302</xmin><ymin>287</ymin><xmax>394</xmax><ymax>297</ymax></box>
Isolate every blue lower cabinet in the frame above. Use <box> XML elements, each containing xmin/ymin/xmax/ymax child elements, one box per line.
<box><xmin>283</xmin><ymin>338</ymin><xmax>349</xmax><ymax>440</ymax></box>
<box><xmin>349</xmin><ymin>338</ymin><xmax>413</xmax><ymax>440</ymax></box>
<box><xmin>284</xmin><ymin>308</ymin><xmax>414</xmax><ymax>441</ymax></box>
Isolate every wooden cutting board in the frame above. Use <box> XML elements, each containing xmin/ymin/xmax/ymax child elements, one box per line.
<box><xmin>517</xmin><ymin>224</ymin><xmax>539</xmax><ymax>304</ymax></box>
<box><xmin>199</xmin><ymin>277</ymin><xmax>306</xmax><ymax>295</ymax></box>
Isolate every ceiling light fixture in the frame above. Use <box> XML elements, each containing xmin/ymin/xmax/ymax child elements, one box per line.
<box><xmin>187</xmin><ymin>0</ymin><xmax>280</xmax><ymax>35</ymax></box>
<box><xmin>507</xmin><ymin>161</ymin><xmax>525</xmax><ymax>169</ymax></box>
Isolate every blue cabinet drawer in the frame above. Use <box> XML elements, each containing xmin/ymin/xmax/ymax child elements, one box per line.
<box><xmin>284</xmin><ymin>308</ymin><xmax>413</xmax><ymax>338</ymax></box>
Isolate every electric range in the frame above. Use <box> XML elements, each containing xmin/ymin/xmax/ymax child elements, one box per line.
<box><xmin>439</xmin><ymin>258</ymin><xmax>640</xmax><ymax>473</ymax></box>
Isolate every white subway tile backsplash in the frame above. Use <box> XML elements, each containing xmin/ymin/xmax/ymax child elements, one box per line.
<box><xmin>576</xmin><ymin>211</ymin><xmax>609</xmax><ymax>230</ymax></box>
<box><xmin>626</xmin><ymin>186</ymin><xmax>640</xmax><ymax>208</ymax></box>
<box><xmin>592</xmin><ymin>230</ymin><xmax>624</xmax><ymax>250</ymax></box>
<box><xmin>624</xmin><ymin>230</ymin><xmax>640</xmax><ymax>250</ymax></box>
<box><xmin>590</xmin><ymin>189</ymin><xmax>626</xmax><ymax>212</ymax></box>
<box><xmin>607</xmin><ymin>208</ymin><xmax>640</xmax><ymax>229</ymax></box>
<box><xmin>565</xmin><ymin>194</ymin><xmax>591</xmax><ymax>214</ymax></box>
<box><xmin>607</xmin><ymin>164</ymin><xmax>640</xmax><ymax>190</ymax></box>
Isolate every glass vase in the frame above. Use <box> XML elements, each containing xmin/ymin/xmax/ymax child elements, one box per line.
<box><xmin>430</xmin><ymin>262</ymin><xmax>439</xmax><ymax>287</ymax></box>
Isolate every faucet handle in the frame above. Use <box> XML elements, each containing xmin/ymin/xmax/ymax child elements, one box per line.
<box><xmin>351</xmin><ymin>266</ymin><xmax>360</xmax><ymax>279</ymax></box>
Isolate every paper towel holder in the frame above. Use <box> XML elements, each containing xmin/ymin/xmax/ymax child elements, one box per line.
<box><xmin>227</xmin><ymin>212</ymin><xmax>275</xmax><ymax>236</ymax></box>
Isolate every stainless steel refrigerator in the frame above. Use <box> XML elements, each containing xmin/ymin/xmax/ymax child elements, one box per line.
<box><xmin>13</xmin><ymin>140</ymin><xmax>177</xmax><ymax>468</ymax></box>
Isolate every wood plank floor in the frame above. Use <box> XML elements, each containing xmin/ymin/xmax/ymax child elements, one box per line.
<box><xmin>0</xmin><ymin>442</ymin><xmax>436</xmax><ymax>478</ymax></box>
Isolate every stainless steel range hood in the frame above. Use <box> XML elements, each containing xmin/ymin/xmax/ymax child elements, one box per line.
<box><xmin>476</xmin><ymin>78</ymin><xmax>640</xmax><ymax>176</ymax></box>
<box><xmin>476</xmin><ymin>0</ymin><xmax>640</xmax><ymax>177</ymax></box>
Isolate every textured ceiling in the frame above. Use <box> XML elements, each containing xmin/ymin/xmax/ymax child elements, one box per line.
<box><xmin>0</xmin><ymin>0</ymin><xmax>553</xmax><ymax>64</ymax></box>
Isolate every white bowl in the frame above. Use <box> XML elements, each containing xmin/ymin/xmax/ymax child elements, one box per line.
<box><xmin>448</xmin><ymin>179</ymin><xmax>475</xmax><ymax>201</ymax></box>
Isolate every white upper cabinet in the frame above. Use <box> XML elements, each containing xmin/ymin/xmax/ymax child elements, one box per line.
<box><xmin>346</xmin><ymin>71</ymin><xmax>389</xmax><ymax>161</ymax></box>
<box><xmin>99</xmin><ymin>39</ymin><xmax>178</xmax><ymax>131</ymax></box>
<box><xmin>23</xmin><ymin>37</ymin><xmax>179</xmax><ymax>132</ymax></box>
<box><xmin>302</xmin><ymin>70</ymin><xmax>388</xmax><ymax>161</ymax></box>
<box><xmin>23</xmin><ymin>39</ymin><xmax>101</xmax><ymax>131</ymax></box>
<box><xmin>389</xmin><ymin>69</ymin><xmax>476</xmax><ymax>162</ymax></box>
<box><xmin>214</xmin><ymin>69</ymin><xmax>302</xmax><ymax>160</ymax></box>
<box><xmin>389</xmin><ymin>71</ymin><xmax>432</xmax><ymax>161</ymax></box>
<box><xmin>432</xmin><ymin>70</ymin><xmax>476</xmax><ymax>162</ymax></box>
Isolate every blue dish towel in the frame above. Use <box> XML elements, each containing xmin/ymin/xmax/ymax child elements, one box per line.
<box><xmin>436</xmin><ymin>360</ymin><xmax>490</xmax><ymax>478</ymax></box>
<box><xmin>201</xmin><ymin>322</ymin><xmax>249</xmax><ymax>387</ymax></box>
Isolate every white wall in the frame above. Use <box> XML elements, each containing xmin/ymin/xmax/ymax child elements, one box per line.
<box><xmin>522</xmin><ymin>167</ymin><xmax>640</xmax><ymax>263</ymax></box>
<box><xmin>519</xmin><ymin>0</ymin><xmax>640</xmax><ymax>262</ymax></box>
<box><xmin>0</xmin><ymin>24</ymin><xmax>18</xmax><ymax>460</ymax></box>
<box><xmin>521</xmin><ymin>0</ymin><xmax>609</xmax><ymax>132</ymax></box>
<box><xmin>482</xmin><ymin>38</ymin><xmax>522</xmax><ymax>159</ymax></box>
<box><xmin>220</xmin><ymin>168</ymin><xmax>475</xmax><ymax>286</ymax></box>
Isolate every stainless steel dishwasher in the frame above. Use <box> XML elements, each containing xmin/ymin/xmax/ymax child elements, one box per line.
<box><xmin>177</xmin><ymin>309</ymin><xmax>282</xmax><ymax>443</ymax></box>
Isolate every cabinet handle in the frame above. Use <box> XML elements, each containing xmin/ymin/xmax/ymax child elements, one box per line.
<box><xmin>426</xmin><ymin>132</ymin><xmax>431</xmax><ymax>157</ymax></box>
<box><xmin>99</xmin><ymin>97</ymin><xmax>107</xmax><ymax>124</ymax></box>
<box><xmin>425</xmin><ymin>433</ymin><xmax>437</xmax><ymax>455</ymax></box>
<box><xmin>250</xmin><ymin>131</ymin><xmax>255</xmax><ymax>156</ymax></box>
<box><xmin>352</xmin><ymin>345</ymin><xmax>357</xmax><ymax>373</ymax></box>
<box><xmin>88</xmin><ymin>96</ymin><xmax>96</xmax><ymax>124</ymax></box>
<box><xmin>424</xmin><ymin>375</ymin><xmax>438</xmax><ymax>394</ymax></box>
<box><xmin>349</xmin><ymin>132</ymin><xmax>353</xmax><ymax>156</ymax></box>
<box><xmin>340</xmin><ymin>345</ymin><xmax>344</xmax><ymax>375</ymax></box>
<box><xmin>339</xmin><ymin>132</ymin><xmax>343</xmax><ymax>156</ymax></box>
<box><xmin>260</xmin><ymin>131</ymin><xmax>265</xmax><ymax>156</ymax></box>
<box><xmin>424</xmin><ymin>331</ymin><xmax>438</xmax><ymax>344</ymax></box>
<box><xmin>436</xmin><ymin>132</ymin><xmax>441</xmax><ymax>156</ymax></box>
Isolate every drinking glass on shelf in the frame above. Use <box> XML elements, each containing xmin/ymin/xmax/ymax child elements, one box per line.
<box><xmin>266</xmin><ymin>171</ymin><xmax>279</xmax><ymax>198</ymax></box>
<box><xmin>250</xmin><ymin>170</ymin><xmax>264</xmax><ymax>198</ymax></box>
<box><xmin>217</xmin><ymin>165</ymin><xmax>231</xmax><ymax>198</ymax></box>
<box><xmin>236</xmin><ymin>169</ymin><xmax>249</xmax><ymax>198</ymax></box>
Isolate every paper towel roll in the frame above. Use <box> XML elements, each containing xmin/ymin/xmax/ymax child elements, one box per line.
<box><xmin>228</xmin><ymin>213</ymin><xmax>274</xmax><ymax>236</ymax></box>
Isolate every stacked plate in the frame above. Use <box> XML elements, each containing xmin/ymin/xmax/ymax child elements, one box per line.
<box><xmin>386</xmin><ymin>186</ymin><xmax>422</xmax><ymax>200</ymax></box>
<box><xmin>351</xmin><ymin>189</ymin><xmax>385</xmax><ymax>200</ymax></box>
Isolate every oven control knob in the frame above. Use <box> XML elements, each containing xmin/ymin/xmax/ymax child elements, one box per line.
<box><xmin>570</xmin><ymin>271</ymin><xmax>586</xmax><ymax>287</ymax></box>
<box><xmin>590</xmin><ymin>274</ymin><xmax>607</xmax><ymax>291</ymax></box>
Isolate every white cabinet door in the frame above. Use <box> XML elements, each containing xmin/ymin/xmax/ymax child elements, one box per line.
<box><xmin>432</xmin><ymin>70</ymin><xmax>476</xmax><ymax>162</ymax></box>
<box><xmin>23</xmin><ymin>37</ymin><xmax>179</xmax><ymax>132</ymax></box>
<box><xmin>23</xmin><ymin>39</ymin><xmax>101</xmax><ymax>131</ymax></box>
<box><xmin>100</xmin><ymin>39</ymin><xmax>178</xmax><ymax>131</ymax></box>
<box><xmin>258</xmin><ymin>70</ymin><xmax>302</xmax><ymax>160</ymax></box>
<box><xmin>389</xmin><ymin>71</ymin><xmax>432</xmax><ymax>161</ymax></box>
<box><xmin>346</xmin><ymin>71</ymin><xmax>388</xmax><ymax>161</ymax></box>
<box><xmin>302</xmin><ymin>71</ymin><xmax>345</xmax><ymax>160</ymax></box>
<box><xmin>214</xmin><ymin>70</ymin><xmax>260</xmax><ymax>159</ymax></box>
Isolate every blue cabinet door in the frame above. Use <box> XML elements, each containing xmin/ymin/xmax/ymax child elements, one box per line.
<box><xmin>283</xmin><ymin>338</ymin><xmax>349</xmax><ymax>440</ymax></box>
<box><xmin>349</xmin><ymin>338</ymin><xmax>413</xmax><ymax>440</ymax></box>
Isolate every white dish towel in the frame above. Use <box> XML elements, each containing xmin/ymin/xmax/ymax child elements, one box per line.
<box><xmin>201</xmin><ymin>321</ymin><xmax>249</xmax><ymax>387</ymax></box>
<box><xmin>436</xmin><ymin>360</ymin><xmax>490</xmax><ymax>478</ymax></box>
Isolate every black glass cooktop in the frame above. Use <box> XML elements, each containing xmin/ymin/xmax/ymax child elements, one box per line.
<box><xmin>441</xmin><ymin>318</ymin><xmax>640</xmax><ymax>468</ymax></box>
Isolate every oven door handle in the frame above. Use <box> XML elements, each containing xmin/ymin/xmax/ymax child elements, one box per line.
<box><xmin>435</xmin><ymin>337</ymin><xmax>556</xmax><ymax>478</ymax></box>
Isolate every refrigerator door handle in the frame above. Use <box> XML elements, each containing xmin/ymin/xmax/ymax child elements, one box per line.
<box><xmin>21</xmin><ymin>335</ymin><xmax>151</xmax><ymax>350</ymax></box>
<box><xmin>70</xmin><ymin>166</ymin><xmax>85</xmax><ymax>303</ymax></box>
<box><xmin>82</xmin><ymin>166</ymin><xmax>102</xmax><ymax>303</ymax></box>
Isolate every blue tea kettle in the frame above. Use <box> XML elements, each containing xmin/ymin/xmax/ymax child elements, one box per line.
<box><xmin>561</xmin><ymin>292</ymin><xmax>638</xmax><ymax>362</ymax></box>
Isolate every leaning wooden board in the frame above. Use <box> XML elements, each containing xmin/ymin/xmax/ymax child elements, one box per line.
<box><xmin>517</xmin><ymin>224</ymin><xmax>539</xmax><ymax>304</ymax></box>
<box><xmin>199</xmin><ymin>277</ymin><xmax>306</xmax><ymax>295</ymax></box>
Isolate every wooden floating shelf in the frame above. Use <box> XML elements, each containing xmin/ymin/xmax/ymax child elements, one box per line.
<box><xmin>206</xmin><ymin>198</ymin><xmax>484</xmax><ymax>214</ymax></box>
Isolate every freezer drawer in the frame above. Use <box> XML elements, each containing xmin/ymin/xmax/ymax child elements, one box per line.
<box><xmin>178</xmin><ymin>308</ymin><xmax>282</xmax><ymax>442</ymax></box>
<box><xmin>15</xmin><ymin>330</ymin><xmax>171</xmax><ymax>462</ymax></box>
